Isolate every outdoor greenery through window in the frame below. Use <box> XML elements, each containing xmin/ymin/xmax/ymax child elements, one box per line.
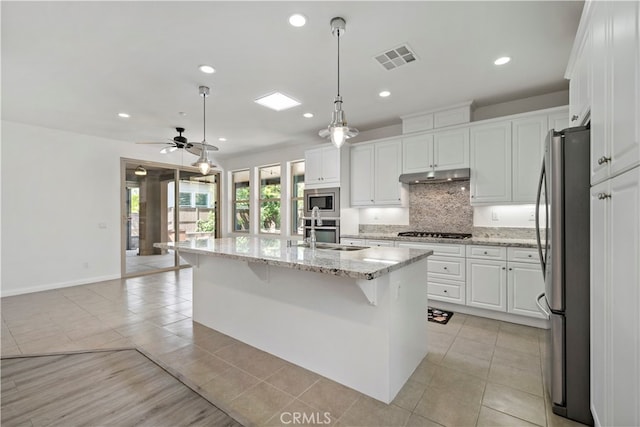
<box><xmin>291</xmin><ymin>160</ymin><xmax>305</xmax><ymax>235</ymax></box>
<box><xmin>259</xmin><ymin>164</ymin><xmax>281</xmax><ymax>234</ymax></box>
<box><xmin>232</xmin><ymin>170</ymin><xmax>250</xmax><ymax>232</ymax></box>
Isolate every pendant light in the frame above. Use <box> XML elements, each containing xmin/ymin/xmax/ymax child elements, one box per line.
<box><xmin>192</xmin><ymin>85</ymin><xmax>217</xmax><ymax>175</ymax></box>
<box><xmin>134</xmin><ymin>165</ymin><xmax>147</xmax><ymax>176</ymax></box>
<box><xmin>318</xmin><ymin>17</ymin><xmax>358</xmax><ymax>148</ymax></box>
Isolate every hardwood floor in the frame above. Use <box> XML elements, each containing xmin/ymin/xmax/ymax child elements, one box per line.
<box><xmin>1</xmin><ymin>349</ymin><xmax>243</xmax><ymax>427</ymax></box>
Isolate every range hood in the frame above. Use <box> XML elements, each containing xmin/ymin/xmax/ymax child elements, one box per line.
<box><xmin>399</xmin><ymin>168</ymin><xmax>470</xmax><ymax>184</ymax></box>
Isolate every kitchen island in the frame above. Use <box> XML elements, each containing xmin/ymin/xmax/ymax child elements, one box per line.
<box><xmin>155</xmin><ymin>236</ymin><xmax>432</xmax><ymax>403</ymax></box>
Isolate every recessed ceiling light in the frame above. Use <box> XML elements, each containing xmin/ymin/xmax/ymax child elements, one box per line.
<box><xmin>303</xmin><ymin>113</ymin><xmax>314</xmax><ymax>118</ymax></box>
<box><xmin>218</xmin><ymin>137</ymin><xmax>227</xmax><ymax>142</ymax></box>
<box><xmin>118</xmin><ymin>112</ymin><xmax>130</xmax><ymax>118</ymax></box>
<box><xmin>198</xmin><ymin>64</ymin><xmax>215</xmax><ymax>74</ymax></box>
<box><xmin>254</xmin><ymin>92</ymin><xmax>301</xmax><ymax>111</ymax></box>
<box><xmin>289</xmin><ymin>14</ymin><xmax>306</xmax><ymax>27</ymax></box>
<box><xmin>494</xmin><ymin>56</ymin><xmax>511</xmax><ymax>65</ymax></box>
<box><xmin>379</xmin><ymin>91</ymin><xmax>391</xmax><ymax>98</ymax></box>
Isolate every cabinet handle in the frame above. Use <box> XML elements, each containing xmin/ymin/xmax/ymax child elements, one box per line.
<box><xmin>597</xmin><ymin>193</ymin><xmax>611</xmax><ymax>200</ymax></box>
<box><xmin>471</xmin><ymin>195</ymin><xmax>475</xmax><ymax>198</ymax></box>
<box><xmin>508</xmin><ymin>268</ymin><xmax>513</xmax><ymax>271</ymax></box>
<box><xmin>571</xmin><ymin>114</ymin><xmax>579</xmax><ymax>122</ymax></box>
<box><xmin>434</xmin><ymin>164</ymin><xmax>438</xmax><ymax>167</ymax></box>
<box><xmin>443</xmin><ymin>266</ymin><xmax>448</xmax><ymax>270</ymax></box>
<box><xmin>528</xmin><ymin>254</ymin><xmax>532</xmax><ymax>258</ymax></box>
<box><xmin>502</xmin><ymin>267</ymin><xmax>506</xmax><ymax>270</ymax></box>
<box><xmin>429</xmin><ymin>164</ymin><xmax>433</xmax><ymax>168</ymax></box>
<box><xmin>370</xmin><ymin>199</ymin><xmax>374</xmax><ymax>202</ymax></box>
<box><xmin>597</xmin><ymin>156</ymin><xmax>611</xmax><ymax>165</ymax></box>
<box><xmin>483</xmin><ymin>251</ymin><xmax>488</xmax><ymax>255</ymax></box>
<box><xmin>443</xmin><ymin>289</ymin><xmax>448</xmax><ymax>293</ymax></box>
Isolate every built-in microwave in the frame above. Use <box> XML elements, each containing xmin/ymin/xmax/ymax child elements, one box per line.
<box><xmin>304</xmin><ymin>187</ymin><xmax>340</xmax><ymax>217</ymax></box>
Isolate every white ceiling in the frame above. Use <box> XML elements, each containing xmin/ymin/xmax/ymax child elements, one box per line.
<box><xmin>1</xmin><ymin>1</ymin><xmax>583</xmax><ymax>159</ymax></box>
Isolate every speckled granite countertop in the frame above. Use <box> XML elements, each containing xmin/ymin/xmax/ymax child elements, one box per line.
<box><xmin>341</xmin><ymin>233</ymin><xmax>539</xmax><ymax>248</ymax></box>
<box><xmin>155</xmin><ymin>236</ymin><xmax>433</xmax><ymax>281</ymax></box>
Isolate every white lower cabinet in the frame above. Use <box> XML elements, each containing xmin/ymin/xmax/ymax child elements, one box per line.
<box><xmin>466</xmin><ymin>258</ymin><xmax>507</xmax><ymax>312</ymax></box>
<box><xmin>466</xmin><ymin>245</ymin><xmax>544</xmax><ymax>317</ymax></box>
<box><xmin>397</xmin><ymin>242</ymin><xmax>465</xmax><ymax>305</ymax></box>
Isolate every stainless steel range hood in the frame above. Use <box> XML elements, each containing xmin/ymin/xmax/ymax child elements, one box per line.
<box><xmin>398</xmin><ymin>168</ymin><xmax>470</xmax><ymax>184</ymax></box>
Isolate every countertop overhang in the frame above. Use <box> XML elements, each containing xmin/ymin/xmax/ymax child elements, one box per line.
<box><xmin>155</xmin><ymin>236</ymin><xmax>433</xmax><ymax>281</ymax></box>
<box><xmin>341</xmin><ymin>233</ymin><xmax>539</xmax><ymax>248</ymax></box>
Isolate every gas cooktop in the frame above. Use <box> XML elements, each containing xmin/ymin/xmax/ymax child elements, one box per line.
<box><xmin>397</xmin><ymin>231</ymin><xmax>472</xmax><ymax>239</ymax></box>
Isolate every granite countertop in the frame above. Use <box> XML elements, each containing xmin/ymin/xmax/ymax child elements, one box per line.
<box><xmin>155</xmin><ymin>236</ymin><xmax>433</xmax><ymax>281</ymax></box>
<box><xmin>341</xmin><ymin>233</ymin><xmax>539</xmax><ymax>248</ymax></box>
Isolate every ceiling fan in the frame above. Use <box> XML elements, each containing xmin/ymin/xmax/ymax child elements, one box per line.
<box><xmin>137</xmin><ymin>127</ymin><xmax>219</xmax><ymax>156</ymax></box>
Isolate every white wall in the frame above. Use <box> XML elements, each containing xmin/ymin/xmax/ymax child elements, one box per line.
<box><xmin>473</xmin><ymin>205</ymin><xmax>538</xmax><ymax>228</ymax></box>
<box><xmin>473</xmin><ymin>90</ymin><xmax>569</xmax><ymax>121</ymax></box>
<box><xmin>1</xmin><ymin>121</ymin><xmax>186</xmax><ymax>296</ymax></box>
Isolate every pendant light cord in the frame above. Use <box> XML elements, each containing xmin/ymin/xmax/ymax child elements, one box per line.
<box><xmin>336</xmin><ymin>29</ymin><xmax>341</xmax><ymax>97</ymax></box>
<box><xmin>202</xmin><ymin>92</ymin><xmax>206</xmax><ymax>145</ymax></box>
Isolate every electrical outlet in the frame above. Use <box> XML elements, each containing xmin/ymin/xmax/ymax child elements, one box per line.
<box><xmin>492</xmin><ymin>210</ymin><xmax>499</xmax><ymax>221</ymax></box>
<box><xmin>529</xmin><ymin>212</ymin><xmax>536</xmax><ymax>221</ymax></box>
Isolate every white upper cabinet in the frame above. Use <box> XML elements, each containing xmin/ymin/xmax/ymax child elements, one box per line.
<box><xmin>569</xmin><ymin>24</ymin><xmax>592</xmax><ymax>127</ymax></box>
<box><xmin>374</xmin><ymin>140</ymin><xmax>403</xmax><ymax>205</ymax></box>
<box><xmin>350</xmin><ymin>144</ymin><xmax>374</xmax><ymax>206</ymax></box>
<box><xmin>351</xmin><ymin>139</ymin><xmax>403</xmax><ymax>207</ymax></box>
<box><xmin>548</xmin><ymin>111</ymin><xmax>570</xmax><ymax>132</ymax></box>
<box><xmin>470</xmin><ymin>121</ymin><xmax>512</xmax><ymax>204</ymax></box>
<box><xmin>512</xmin><ymin>115</ymin><xmax>549</xmax><ymax>203</ymax></box>
<box><xmin>402</xmin><ymin>128</ymin><xmax>469</xmax><ymax>174</ymax></box>
<box><xmin>304</xmin><ymin>146</ymin><xmax>340</xmax><ymax>188</ymax></box>
<box><xmin>588</xmin><ymin>0</ymin><xmax>639</xmax><ymax>185</ymax></box>
<box><xmin>402</xmin><ymin>133</ymin><xmax>433</xmax><ymax>174</ymax></box>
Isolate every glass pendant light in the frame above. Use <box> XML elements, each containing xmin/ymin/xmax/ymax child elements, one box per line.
<box><xmin>192</xmin><ymin>85</ymin><xmax>217</xmax><ymax>175</ymax></box>
<box><xmin>318</xmin><ymin>17</ymin><xmax>358</xmax><ymax>148</ymax></box>
<box><xmin>134</xmin><ymin>165</ymin><xmax>147</xmax><ymax>176</ymax></box>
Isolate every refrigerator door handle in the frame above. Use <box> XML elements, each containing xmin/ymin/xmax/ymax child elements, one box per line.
<box><xmin>536</xmin><ymin>292</ymin><xmax>550</xmax><ymax>318</ymax></box>
<box><xmin>535</xmin><ymin>157</ymin><xmax>546</xmax><ymax>278</ymax></box>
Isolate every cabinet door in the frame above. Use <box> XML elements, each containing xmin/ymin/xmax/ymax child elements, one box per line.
<box><xmin>609</xmin><ymin>1</ymin><xmax>640</xmax><ymax>178</ymax></box>
<box><xmin>569</xmin><ymin>27</ymin><xmax>592</xmax><ymax>126</ymax></box>
<box><xmin>507</xmin><ymin>262</ymin><xmax>545</xmax><ymax>318</ymax></box>
<box><xmin>305</xmin><ymin>147</ymin><xmax>323</xmax><ymax>184</ymax></box>
<box><xmin>374</xmin><ymin>140</ymin><xmax>402</xmax><ymax>205</ymax></box>
<box><xmin>590</xmin><ymin>0</ymin><xmax>610</xmax><ymax>185</ymax></box>
<box><xmin>466</xmin><ymin>259</ymin><xmax>507</xmax><ymax>311</ymax></box>
<box><xmin>590</xmin><ymin>180</ymin><xmax>609</xmax><ymax>426</ymax></box>
<box><xmin>470</xmin><ymin>122</ymin><xmax>512</xmax><ymax>204</ymax></box>
<box><xmin>512</xmin><ymin>115</ymin><xmax>548</xmax><ymax>203</ymax></box>
<box><xmin>350</xmin><ymin>144</ymin><xmax>374</xmax><ymax>206</ymax></box>
<box><xmin>321</xmin><ymin>146</ymin><xmax>340</xmax><ymax>183</ymax></box>
<box><xmin>402</xmin><ymin>133</ymin><xmax>433</xmax><ymax>173</ymax></box>
<box><xmin>608</xmin><ymin>167</ymin><xmax>640</xmax><ymax>427</ymax></box>
<box><xmin>433</xmin><ymin>128</ymin><xmax>469</xmax><ymax>170</ymax></box>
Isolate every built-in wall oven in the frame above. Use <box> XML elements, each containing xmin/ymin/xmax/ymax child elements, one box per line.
<box><xmin>304</xmin><ymin>187</ymin><xmax>340</xmax><ymax>218</ymax></box>
<box><xmin>303</xmin><ymin>218</ymin><xmax>340</xmax><ymax>244</ymax></box>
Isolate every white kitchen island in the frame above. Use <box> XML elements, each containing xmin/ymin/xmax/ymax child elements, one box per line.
<box><xmin>155</xmin><ymin>236</ymin><xmax>432</xmax><ymax>403</ymax></box>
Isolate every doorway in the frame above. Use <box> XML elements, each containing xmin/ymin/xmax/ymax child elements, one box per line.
<box><xmin>121</xmin><ymin>159</ymin><xmax>220</xmax><ymax>277</ymax></box>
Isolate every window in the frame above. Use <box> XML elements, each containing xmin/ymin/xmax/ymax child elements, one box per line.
<box><xmin>291</xmin><ymin>160</ymin><xmax>305</xmax><ymax>235</ymax></box>
<box><xmin>259</xmin><ymin>165</ymin><xmax>281</xmax><ymax>234</ymax></box>
<box><xmin>195</xmin><ymin>193</ymin><xmax>209</xmax><ymax>207</ymax></box>
<box><xmin>232</xmin><ymin>170</ymin><xmax>250</xmax><ymax>232</ymax></box>
<box><xmin>179</xmin><ymin>192</ymin><xmax>192</xmax><ymax>207</ymax></box>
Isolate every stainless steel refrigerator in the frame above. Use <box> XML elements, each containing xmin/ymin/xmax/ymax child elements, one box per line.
<box><xmin>535</xmin><ymin>126</ymin><xmax>593</xmax><ymax>425</ymax></box>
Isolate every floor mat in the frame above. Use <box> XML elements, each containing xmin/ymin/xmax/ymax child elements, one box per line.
<box><xmin>428</xmin><ymin>307</ymin><xmax>454</xmax><ymax>324</ymax></box>
<box><xmin>1</xmin><ymin>349</ymin><xmax>243</xmax><ymax>427</ymax></box>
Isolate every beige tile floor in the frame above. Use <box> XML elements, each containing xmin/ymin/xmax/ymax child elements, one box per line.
<box><xmin>1</xmin><ymin>269</ymin><xmax>587</xmax><ymax>427</ymax></box>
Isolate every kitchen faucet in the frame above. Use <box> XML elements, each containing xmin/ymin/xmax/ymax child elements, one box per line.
<box><xmin>309</xmin><ymin>206</ymin><xmax>323</xmax><ymax>249</ymax></box>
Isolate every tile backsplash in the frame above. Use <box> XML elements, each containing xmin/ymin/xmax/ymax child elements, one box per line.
<box><xmin>408</xmin><ymin>180</ymin><xmax>473</xmax><ymax>233</ymax></box>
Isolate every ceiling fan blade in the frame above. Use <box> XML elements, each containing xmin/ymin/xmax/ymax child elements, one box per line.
<box><xmin>160</xmin><ymin>146</ymin><xmax>179</xmax><ymax>154</ymax></box>
<box><xmin>185</xmin><ymin>142</ymin><xmax>219</xmax><ymax>156</ymax></box>
<box><xmin>136</xmin><ymin>141</ymin><xmax>174</xmax><ymax>145</ymax></box>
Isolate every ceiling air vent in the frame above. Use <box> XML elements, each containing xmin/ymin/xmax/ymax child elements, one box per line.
<box><xmin>374</xmin><ymin>44</ymin><xmax>418</xmax><ymax>71</ymax></box>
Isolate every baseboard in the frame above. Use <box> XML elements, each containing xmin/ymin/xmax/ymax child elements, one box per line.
<box><xmin>429</xmin><ymin>300</ymin><xmax>551</xmax><ymax>329</ymax></box>
<box><xmin>0</xmin><ymin>274</ymin><xmax>121</xmax><ymax>298</ymax></box>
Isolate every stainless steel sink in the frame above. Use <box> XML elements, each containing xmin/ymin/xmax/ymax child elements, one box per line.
<box><xmin>295</xmin><ymin>242</ymin><xmax>368</xmax><ymax>251</ymax></box>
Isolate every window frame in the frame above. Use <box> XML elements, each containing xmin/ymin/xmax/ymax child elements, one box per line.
<box><xmin>231</xmin><ymin>169</ymin><xmax>251</xmax><ymax>233</ymax></box>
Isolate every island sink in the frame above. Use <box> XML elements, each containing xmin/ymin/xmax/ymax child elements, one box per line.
<box><xmin>295</xmin><ymin>242</ymin><xmax>368</xmax><ymax>251</ymax></box>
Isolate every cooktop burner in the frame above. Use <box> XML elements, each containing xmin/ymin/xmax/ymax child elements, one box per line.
<box><xmin>397</xmin><ymin>231</ymin><xmax>472</xmax><ymax>239</ymax></box>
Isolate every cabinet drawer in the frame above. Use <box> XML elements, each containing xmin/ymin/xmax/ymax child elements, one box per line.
<box><xmin>341</xmin><ymin>238</ymin><xmax>366</xmax><ymax>246</ymax></box>
<box><xmin>507</xmin><ymin>247</ymin><xmax>540</xmax><ymax>264</ymax></box>
<box><xmin>397</xmin><ymin>242</ymin><xmax>465</xmax><ymax>257</ymax></box>
<box><xmin>428</xmin><ymin>280</ymin><xmax>465</xmax><ymax>304</ymax></box>
<box><xmin>466</xmin><ymin>245</ymin><xmax>507</xmax><ymax>260</ymax></box>
<box><xmin>428</xmin><ymin>256</ymin><xmax>465</xmax><ymax>281</ymax></box>
<box><xmin>366</xmin><ymin>239</ymin><xmax>395</xmax><ymax>247</ymax></box>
